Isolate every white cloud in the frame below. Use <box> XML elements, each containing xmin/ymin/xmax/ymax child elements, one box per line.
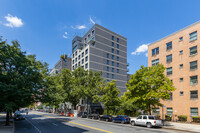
<box><xmin>3</xmin><ymin>14</ymin><xmax>23</xmax><ymax>28</ymax></box>
<box><xmin>76</xmin><ymin>25</ymin><xmax>87</xmax><ymax>29</ymax></box>
<box><xmin>131</xmin><ymin>43</ymin><xmax>149</xmax><ymax>56</ymax></box>
<box><xmin>145</xmin><ymin>52</ymin><xmax>148</xmax><ymax>57</ymax></box>
<box><xmin>71</xmin><ymin>25</ymin><xmax>87</xmax><ymax>30</ymax></box>
<box><xmin>89</xmin><ymin>17</ymin><xmax>95</xmax><ymax>24</ymax></box>
<box><xmin>63</xmin><ymin>32</ymin><xmax>69</xmax><ymax>39</ymax></box>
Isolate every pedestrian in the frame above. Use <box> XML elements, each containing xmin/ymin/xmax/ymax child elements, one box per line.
<box><xmin>26</xmin><ymin>109</ymin><xmax>28</xmax><ymax>115</ymax></box>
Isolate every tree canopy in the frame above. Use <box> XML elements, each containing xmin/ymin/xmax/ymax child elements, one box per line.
<box><xmin>123</xmin><ymin>64</ymin><xmax>176</xmax><ymax>114</ymax></box>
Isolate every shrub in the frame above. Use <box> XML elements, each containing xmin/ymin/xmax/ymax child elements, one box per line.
<box><xmin>165</xmin><ymin>115</ymin><xmax>172</xmax><ymax>121</ymax></box>
<box><xmin>192</xmin><ymin>116</ymin><xmax>200</xmax><ymax>123</ymax></box>
<box><xmin>178</xmin><ymin>115</ymin><xmax>187</xmax><ymax>122</ymax></box>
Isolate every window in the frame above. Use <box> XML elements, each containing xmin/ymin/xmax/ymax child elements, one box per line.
<box><xmin>167</xmin><ymin>108</ymin><xmax>173</xmax><ymax>115</ymax></box>
<box><xmin>166</xmin><ymin>42</ymin><xmax>172</xmax><ymax>51</ymax></box>
<box><xmin>180</xmin><ymin>78</ymin><xmax>183</xmax><ymax>82</ymax></box>
<box><xmin>112</xmin><ymin>42</ymin><xmax>114</xmax><ymax>47</ymax></box>
<box><xmin>112</xmin><ymin>55</ymin><xmax>114</xmax><ymax>60</ymax></box>
<box><xmin>152</xmin><ymin>47</ymin><xmax>159</xmax><ymax>56</ymax></box>
<box><xmin>190</xmin><ymin>90</ymin><xmax>198</xmax><ymax>99</ymax></box>
<box><xmin>88</xmin><ymin>34</ymin><xmax>90</xmax><ymax>39</ymax></box>
<box><xmin>107</xmin><ymin>53</ymin><xmax>110</xmax><ymax>58</ymax></box>
<box><xmin>78</xmin><ymin>55</ymin><xmax>80</xmax><ymax>60</ymax></box>
<box><xmin>137</xmin><ymin>116</ymin><xmax>142</xmax><ymax>119</ymax></box>
<box><xmin>117</xmin><ymin>44</ymin><xmax>119</xmax><ymax>49</ymax></box>
<box><xmin>107</xmin><ymin>79</ymin><xmax>110</xmax><ymax>82</ymax></box>
<box><xmin>117</xmin><ymin>38</ymin><xmax>119</xmax><ymax>42</ymax></box>
<box><xmin>112</xmin><ymin>36</ymin><xmax>114</xmax><ymax>40</ymax></box>
<box><xmin>107</xmin><ymin>67</ymin><xmax>109</xmax><ymax>71</ymax></box>
<box><xmin>190</xmin><ymin>31</ymin><xmax>197</xmax><ymax>41</ymax></box>
<box><xmin>166</xmin><ymin>54</ymin><xmax>172</xmax><ymax>63</ymax></box>
<box><xmin>168</xmin><ymin>93</ymin><xmax>173</xmax><ymax>101</ymax></box>
<box><xmin>190</xmin><ymin>46</ymin><xmax>197</xmax><ymax>56</ymax></box>
<box><xmin>84</xmin><ymin>38</ymin><xmax>87</xmax><ymax>43</ymax></box>
<box><xmin>167</xmin><ymin>67</ymin><xmax>172</xmax><ymax>75</ymax></box>
<box><xmin>82</xmin><ymin>59</ymin><xmax>84</xmax><ymax>64</ymax></box>
<box><xmin>85</xmin><ymin>56</ymin><xmax>88</xmax><ymax>62</ymax></box>
<box><xmin>75</xmin><ymin>51</ymin><xmax>77</xmax><ymax>56</ymax></box>
<box><xmin>152</xmin><ymin>108</ymin><xmax>160</xmax><ymax>115</ymax></box>
<box><xmin>72</xmin><ymin>66</ymin><xmax>74</xmax><ymax>70</ymax></box>
<box><xmin>85</xmin><ymin>49</ymin><xmax>88</xmax><ymax>54</ymax></box>
<box><xmin>190</xmin><ymin>75</ymin><xmax>198</xmax><ymax>85</ymax></box>
<box><xmin>85</xmin><ymin>63</ymin><xmax>88</xmax><ymax>69</ymax></box>
<box><xmin>117</xmin><ymin>50</ymin><xmax>119</xmax><ymax>55</ymax></box>
<box><xmin>112</xmin><ymin>68</ymin><xmax>114</xmax><ymax>72</ymax></box>
<box><xmin>117</xmin><ymin>69</ymin><xmax>119</xmax><ymax>73</ymax></box>
<box><xmin>179</xmin><ymin>50</ymin><xmax>183</xmax><ymax>55</ymax></box>
<box><xmin>78</xmin><ymin>62</ymin><xmax>80</xmax><ymax>66</ymax></box>
<box><xmin>75</xmin><ymin>64</ymin><xmax>77</xmax><ymax>68</ymax></box>
<box><xmin>180</xmin><ymin>64</ymin><xmax>183</xmax><ymax>69</ymax></box>
<box><xmin>92</xmin><ymin>30</ymin><xmax>94</xmax><ymax>36</ymax></box>
<box><xmin>152</xmin><ymin>59</ymin><xmax>159</xmax><ymax>66</ymax></box>
<box><xmin>117</xmin><ymin>63</ymin><xmax>119</xmax><ymax>67</ymax></box>
<box><xmin>75</xmin><ymin>58</ymin><xmax>77</xmax><ymax>62</ymax></box>
<box><xmin>107</xmin><ymin>60</ymin><xmax>109</xmax><ymax>65</ymax></box>
<box><xmin>82</xmin><ymin>52</ymin><xmax>84</xmax><ymax>57</ymax></box>
<box><xmin>107</xmin><ymin>73</ymin><xmax>109</xmax><ymax>78</ymax></box>
<box><xmin>112</xmin><ymin>49</ymin><xmax>114</xmax><ymax>53</ymax></box>
<box><xmin>112</xmin><ymin>74</ymin><xmax>114</xmax><ymax>79</ymax></box>
<box><xmin>112</xmin><ymin>61</ymin><xmax>114</xmax><ymax>66</ymax></box>
<box><xmin>117</xmin><ymin>57</ymin><xmax>119</xmax><ymax>61</ymax></box>
<box><xmin>190</xmin><ymin>61</ymin><xmax>197</xmax><ymax>70</ymax></box>
<box><xmin>143</xmin><ymin>116</ymin><xmax>147</xmax><ymax>119</ymax></box>
<box><xmin>190</xmin><ymin>108</ymin><xmax>198</xmax><ymax>116</ymax></box>
<box><xmin>180</xmin><ymin>91</ymin><xmax>184</xmax><ymax>96</ymax></box>
<box><xmin>179</xmin><ymin>37</ymin><xmax>183</xmax><ymax>41</ymax></box>
<box><xmin>73</xmin><ymin>54</ymin><xmax>74</xmax><ymax>58</ymax></box>
<box><xmin>73</xmin><ymin>60</ymin><xmax>74</xmax><ymax>64</ymax></box>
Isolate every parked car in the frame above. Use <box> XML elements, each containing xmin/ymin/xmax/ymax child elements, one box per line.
<box><xmin>131</xmin><ymin>115</ymin><xmax>162</xmax><ymax>128</ymax></box>
<box><xmin>112</xmin><ymin>115</ymin><xmax>130</xmax><ymax>124</ymax></box>
<box><xmin>87</xmin><ymin>114</ymin><xmax>99</xmax><ymax>119</ymax></box>
<box><xmin>99</xmin><ymin>115</ymin><xmax>113</xmax><ymax>122</ymax></box>
<box><xmin>14</xmin><ymin>114</ymin><xmax>25</xmax><ymax>120</ymax></box>
<box><xmin>77</xmin><ymin>112</ymin><xmax>87</xmax><ymax>118</ymax></box>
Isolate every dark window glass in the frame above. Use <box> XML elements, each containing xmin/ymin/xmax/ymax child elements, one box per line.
<box><xmin>190</xmin><ymin>46</ymin><xmax>197</xmax><ymax>56</ymax></box>
<box><xmin>152</xmin><ymin>47</ymin><xmax>159</xmax><ymax>56</ymax></box>
<box><xmin>166</xmin><ymin>42</ymin><xmax>172</xmax><ymax>51</ymax></box>
<box><xmin>190</xmin><ymin>90</ymin><xmax>198</xmax><ymax>99</ymax></box>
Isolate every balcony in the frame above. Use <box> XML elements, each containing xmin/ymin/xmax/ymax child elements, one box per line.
<box><xmin>87</xmin><ymin>36</ymin><xmax>95</xmax><ymax>44</ymax></box>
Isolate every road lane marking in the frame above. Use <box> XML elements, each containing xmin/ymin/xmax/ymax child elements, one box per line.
<box><xmin>32</xmin><ymin>113</ymin><xmax>113</xmax><ymax>133</ymax></box>
<box><xmin>26</xmin><ymin>118</ymin><xmax>42</xmax><ymax>133</ymax></box>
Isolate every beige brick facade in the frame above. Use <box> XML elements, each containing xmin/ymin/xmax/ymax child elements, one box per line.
<box><xmin>148</xmin><ymin>21</ymin><xmax>200</xmax><ymax>122</ymax></box>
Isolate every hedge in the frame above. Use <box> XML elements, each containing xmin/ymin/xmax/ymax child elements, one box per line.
<box><xmin>178</xmin><ymin>115</ymin><xmax>187</xmax><ymax>122</ymax></box>
<box><xmin>192</xmin><ymin>116</ymin><xmax>200</xmax><ymax>123</ymax></box>
<box><xmin>165</xmin><ymin>115</ymin><xmax>172</xmax><ymax>121</ymax></box>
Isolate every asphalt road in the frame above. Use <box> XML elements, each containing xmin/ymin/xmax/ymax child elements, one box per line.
<box><xmin>15</xmin><ymin>111</ymin><xmax>189</xmax><ymax>133</ymax></box>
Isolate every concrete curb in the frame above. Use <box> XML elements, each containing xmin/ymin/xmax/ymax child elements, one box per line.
<box><xmin>162</xmin><ymin>126</ymin><xmax>200</xmax><ymax>133</ymax></box>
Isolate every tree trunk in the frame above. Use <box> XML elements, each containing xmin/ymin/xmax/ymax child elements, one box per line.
<box><xmin>5</xmin><ymin>111</ymin><xmax>9</xmax><ymax>126</ymax></box>
<box><xmin>149</xmin><ymin>104</ymin><xmax>151</xmax><ymax>115</ymax></box>
<box><xmin>87</xmin><ymin>97</ymin><xmax>89</xmax><ymax>115</ymax></box>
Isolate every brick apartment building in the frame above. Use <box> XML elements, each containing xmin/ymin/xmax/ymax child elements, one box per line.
<box><xmin>148</xmin><ymin>21</ymin><xmax>200</xmax><ymax>121</ymax></box>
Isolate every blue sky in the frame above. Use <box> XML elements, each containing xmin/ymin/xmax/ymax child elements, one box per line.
<box><xmin>1</xmin><ymin>0</ymin><xmax>200</xmax><ymax>74</ymax></box>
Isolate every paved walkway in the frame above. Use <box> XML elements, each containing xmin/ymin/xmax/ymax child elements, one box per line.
<box><xmin>0</xmin><ymin>115</ymin><xmax>14</xmax><ymax>133</ymax></box>
<box><xmin>164</xmin><ymin>121</ymin><xmax>200</xmax><ymax>133</ymax></box>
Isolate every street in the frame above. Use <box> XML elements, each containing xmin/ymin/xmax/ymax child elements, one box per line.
<box><xmin>15</xmin><ymin>111</ymin><xmax>190</xmax><ymax>133</ymax></box>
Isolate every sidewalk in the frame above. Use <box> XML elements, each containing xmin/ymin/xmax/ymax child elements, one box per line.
<box><xmin>163</xmin><ymin>121</ymin><xmax>200</xmax><ymax>133</ymax></box>
<box><xmin>0</xmin><ymin>115</ymin><xmax>14</xmax><ymax>133</ymax></box>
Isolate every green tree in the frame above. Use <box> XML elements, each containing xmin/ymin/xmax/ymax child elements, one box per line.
<box><xmin>101</xmin><ymin>80</ymin><xmax>121</xmax><ymax>115</ymax></box>
<box><xmin>41</xmin><ymin>74</ymin><xmax>66</xmax><ymax>112</ymax></box>
<box><xmin>124</xmin><ymin>64</ymin><xmax>176</xmax><ymax>114</ymax></box>
<box><xmin>0</xmin><ymin>37</ymin><xmax>47</xmax><ymax>125</ymax></box>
